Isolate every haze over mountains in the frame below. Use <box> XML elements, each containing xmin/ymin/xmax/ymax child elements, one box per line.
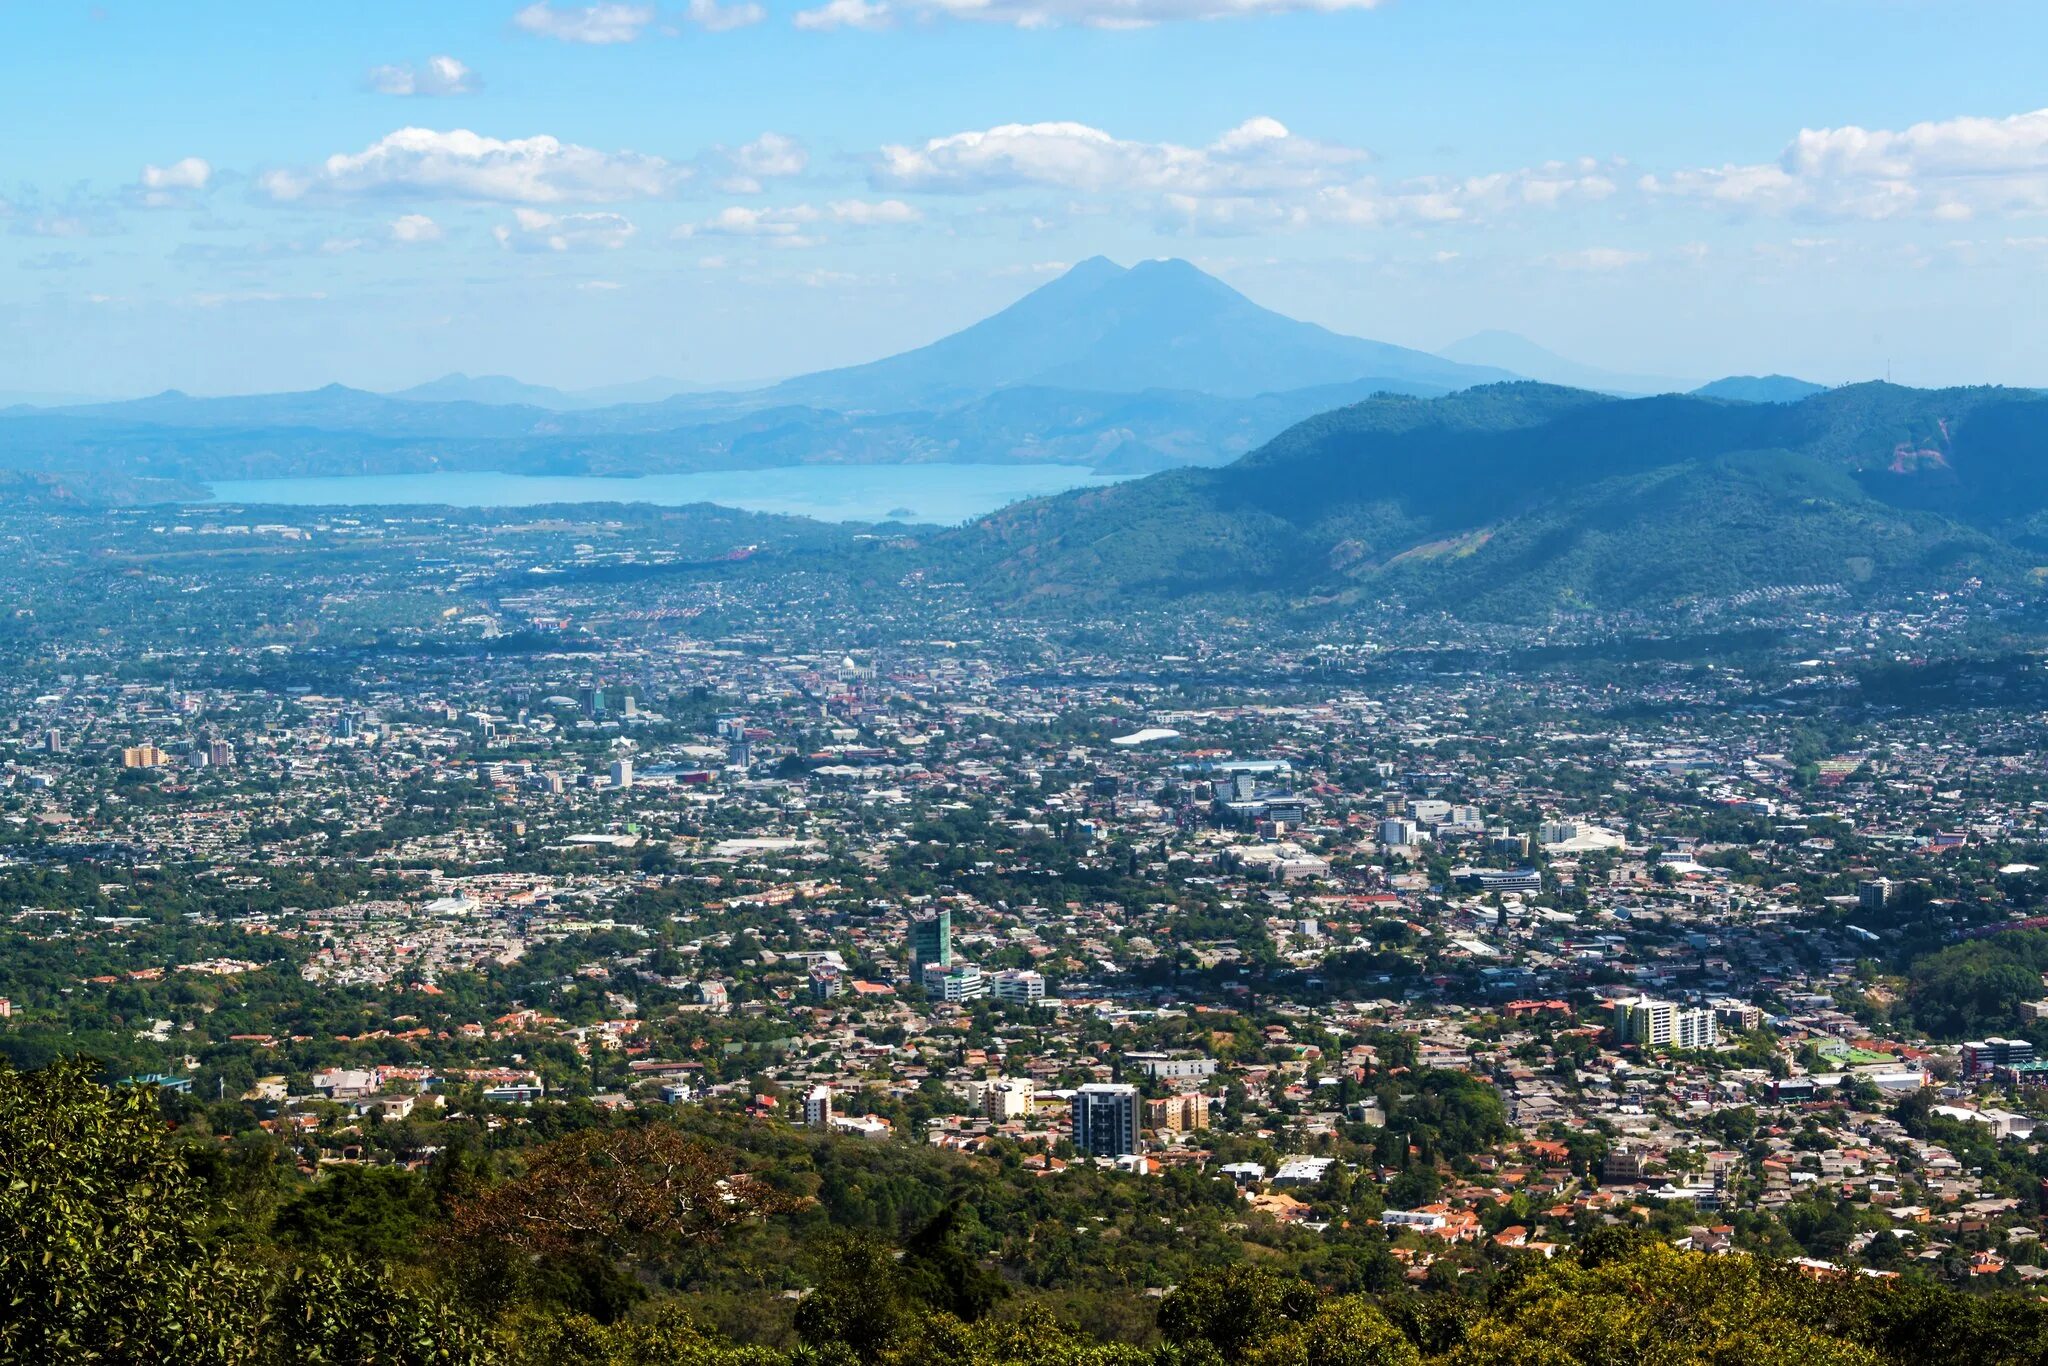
<box><xmin>0</xmin><ymin>258</ymin><xmax>1535</xmax><ymax>485</ymax></box>
<box><xmin>0</xmin><ymin>257</ymin><xmax>1828</xmax><ymax>490</ymax></box>
<box><xmin>8</xmin><ymin>251</ymin><xmax>2007</xmax><ymax>622</ymax></box>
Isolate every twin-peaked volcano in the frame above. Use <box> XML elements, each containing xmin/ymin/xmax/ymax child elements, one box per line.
<box><xmin>760</xmin><ymin>257</ymin><xmax>1514</xmax><ymax>410</ymax></box>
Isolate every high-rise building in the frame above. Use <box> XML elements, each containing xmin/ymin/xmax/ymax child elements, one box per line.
<box><xmin>1072</xmin><ymin>1083</ymin><xmax>1140</xmax><ymax>1158</ymax></box>
<box><xmin>621</xmin><ymin>694</ymin><xmax>638</xmax><ymax>719</ymax></box>
<box><xmin>809</xmin><ymin>964</ymin><xmax>844</xmax><ymax>1000</ymax></box>
<box><xmin>1145</xmin><ymin>1093</ymin><xmax>1213</xmax><ymax>1134</ymax></box>
<box><xmin>610</xmin><ymin>757</ymin><xmax>634</xmax><ymax>790</ymax></box>
<box><xmin>910</xmin><ymin>909</ymin><xmax>951</xmax><ymax>975</ymax></box>
<box><xmin>121</xmin><ymin>744</ymin><xmax>168</xmax><ymax>769</ymax></box>
<box><xmin>1614</xmin><ymin>995</ymin><xmax>1720</xmax><ymax>1049</ymax></box>
<box><xmin>803</xmin><ymin>1086</ymin><xmax>834</xmax><ymax>1129</ymax></box>
<box><xmin>207</xmin><ymin>739</ymin><xmax>235</xmax><ymax>768</ymax></box>
<box><xmin>976</xmin><ymin>1078</ymin><xmax>1035</xmax><ymax>1121</ymax></box>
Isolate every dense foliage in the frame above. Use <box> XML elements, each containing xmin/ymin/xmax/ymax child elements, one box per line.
<box><xmin>8</xmin><ymin>1061</ymin><xmax>2048</xmax><ymax>1366</ymax></box>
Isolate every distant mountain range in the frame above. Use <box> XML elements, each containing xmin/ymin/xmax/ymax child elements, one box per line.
<box><xmin>0</xmin><ymin>258</ymin><xmax>1522</xmax><ymax>484</ymax></box>
<box><xmin>1439</xmin><ymin>331</ymin><xmax>1697</xmax><ymax>396</ymax></box>
<box><xmin>937</xmin><ymin>380</ymin><xmax>2048</xmax><ymax>618</ymax></box>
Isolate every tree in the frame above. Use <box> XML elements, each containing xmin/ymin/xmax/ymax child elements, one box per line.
<box><xmin>0</xmin><ymin>1059</ymin><xmax>262</xmax><ymax>1364</ymax></box>
<box><xmin>1157</xmin><ymin>1265</ymin><xmax>1318</xmax><ymax>1363</ymax></box>
<box><xmin>447</xmin><ymin>1122</ymin><xmax>796</xmax><ymax>1261</ymax></box>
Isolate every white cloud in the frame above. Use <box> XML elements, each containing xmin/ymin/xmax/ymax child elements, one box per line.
<box><xmin>368</xmin><ymin>55</ymin><xmax>478</xmax><ymax>97</ymax></box>
<box><xmin>389</xmin><ymin>213</ymin><xmax>444</xmax><ymax>243</ymax></box>
<box><xmin>874</xmin><ymin>119</ymin><xmax>1614</xmax><ymax>237</ymax></box>
<box><xmin>686</xmin><ymin>0</ymin><xmax>767</xmax><ymax>30</ymax></box>
<box><xmin>737</xmin><ymin>132</ymin><xmax>809</xmax><ymax>179</ymax></box>
<box><xmin>794</xmin><ymin>0</ymin><xmax>1385</xmax><ymax>28</ymax></box>
<box><xmin>877</xmin><ymin>117</ymin><xmax>1365</xmax><ymax>196</ymax></box>
<box><xmin>685</xmin><ymin>204</ymin><xmax>825</xmax><ymax>246</ymax></box>
<box><xmin>1542</xmin><ymin>247</ymin><xmax>1650</xmax><ymax>272</ymax></box>
<box><xmin>828</xmin><ymin>197</ymin><xmax>920</xmax><ymax>225</ymax></box>
<box><xmin>676</xmin><ymin>198</ymin><xmax>920</xmax><ymax>245</ymax></box>
<box><xmin>493</xmin><ymin>207</ymin><xmax>638</xmax><ymax>251</ymax></box>
<box><xmin>716</xmin><ymin>132</ymin><xmax>809</xmax><ymax>192</ymax></box>
<box><xmin>578</xmin><ymin>278</ymin><xmax>625</xmax><ymax>290</ymax></box>
<box><xmin>138</xmin><ymin>157</ymin><xmax>211</xmax><ymax>206</ymax></box>
<box><xmin>512</xmin><ymin>3</ymin><xmax>656</xmax><ymax>42</ymax></box>
<box><xmin>143</xmin><ymin>157</ymin><xmax>211</xmax><ymax>192</ymax></box>
<box><xmin>1644</xmin><ymin>106</ymin><xmax>2048</xmax><ymax>220</ymax></box>
<box><xmin>262</xmin><ymin>127</ymin><xmax>683</xmax><ymax>204</ymax></box>
<box><xmin>794</xmin><ymin>0</ymin><xmax>893</xmax><ymax>29</ymax></box>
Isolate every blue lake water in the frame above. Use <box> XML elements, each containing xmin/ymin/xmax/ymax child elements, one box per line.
<box><xmin>202</xmin><ymin>465</ymin><xmax>1127</xmax><ymax>526</ymax></box>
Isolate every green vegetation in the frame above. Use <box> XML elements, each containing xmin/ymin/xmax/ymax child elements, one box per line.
<box><xmin>10</xmin><ymin>1061</ymin><xmax>2048</xmax><ymax>1365</ymax></box>
<box><xmin>944</xmin><ymin>381</ymin><xmax>2048</xmax><ymax>617</ymax></box>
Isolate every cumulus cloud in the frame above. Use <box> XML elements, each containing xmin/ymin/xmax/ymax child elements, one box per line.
<box><xmin>512</xmin><ymin>3</ymin><xmax>656</xmax><ymax>42</ymax></box>
<box><xmin>684</xmin><ymin>204</ymin><xmax>825</xmax><ymax>246</ymax></box>
<box><xmin>138</xmin><ymin>157</ymin><xmax>211</xmax><ymax>206</ymax></box>
<box><xmin>715</xmin><ymin>132</ymin><xmax>810</xmax><ymax>192</ymax></box>
<box><xmin>686</xmin><ymin>0</ymin><xmax>767</xmax><ymax>29</ymax></box>
<box><xmin>389</xmin><ymin>213</ymin><xmax>444</xmax><ymax>243</ymax></box>
<box><xmin>877</xmin><ymin>117</ymin><xmax>1365</xmax><ymax>196</ymax></box>
<box><xmin>828</xmin><ymin>197</ymin><xmax>921</xmax><ymax>224</ymax></box>
<box><xmin>676</xmin><ymin>198</ymin><xmax>921</xmax><ymax>245</ymax></box>
<box><xmin>873</xmin><ymin>118</ymin><xmax>1615</xmax><ymax>236</ymax></box>
<box><xmin>1643</xmin><ymin>106</ymin><xmax>2048</xmax><ymax>220</ymax></box>
<box><xmin>794</xmin><ymin>0</ymin><xmax>892</xmax><ymax>29</ymax></box>
<box><xmin>794</xmin><ymin>0</ymin><xmax>1385</xmax><ymax>28</ymax></box>
<box><xmin>493</xmin><ymin>207</ymin><xmax>638</xmax><ymax>251</ymax></box>
<box><xmin>260</xmin><ymin>127</ymin><xmax>683</xmax><ymax>204</ymax></box>
<box><xmin>368</xmin><ymin>55</ymin><xmax>478</xmax><ymax>97</ymax></box>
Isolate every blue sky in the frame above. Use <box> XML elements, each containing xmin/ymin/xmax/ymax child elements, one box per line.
<box><xmin>4</xmin><ymin>0</ymin><xmax>2047</xmax><ymax>396</ymax></box>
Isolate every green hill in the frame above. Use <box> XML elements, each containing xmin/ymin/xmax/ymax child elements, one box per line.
<box><xmin>943</xmin><ymin>381</ymin><xmax>2046</xmax><ymax>616</ymax></box>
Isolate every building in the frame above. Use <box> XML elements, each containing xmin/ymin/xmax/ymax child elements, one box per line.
<box><xmin>976</xmin><ymin>1078</ymin><xmax>1035</xmax><ymax>1121</ymax></box>
<box><xmin>1961</xmin><ymin>1038</ymin><xmax>2035</xmax><ymax>1079</ymax></box>
<box><xmin>1072</xmin><ymin>1083</ymin><xmax>1139</xmax><ymax>1158</ymax></box>
<box><xmin>809</xmin><ymin>964</ymin><xmax>844</xmax><ymax>1000</ymax></box>
<box><xmin>207</xmin><ymin>738</ymin><xmax>235</xmax><ymax>767</ymax></box>
<box><xmin>1857</xmin><ymin>878</ymin><xmax>1897</xmax><ymax>912</ymax></box>
<box><xmin>803</xmin><ymin>1085</ymin><xmax>834</xmax><ymax>1129</ymax></box>
<box><xmin>910</xmin><ymin>908</ymin><xmax>952</xmax><ymax>975</ymax></box>
<box><xmin>610</xmin><ymin>758</ymin><xmax>634</xmax><ymax>790</ymax></box>
<box><xmin>1144</xmin><ymin>1092</ymin><xmax>1213</xmax><ymax>1134</ymax></box>
<box><xmin>1614</xmin><ymin>995</ymin><xmax>1720</xmax><ymax>1049</ymax></box>
<box><xmin>121</xmin><ymin>744</ymin><xmax>168</xmax><ymax>769</ymax></box>
<box><xmin>1467</xmin><ymin>868</ymin><xmax>1543</xmax><ymax>896</ymax></box>
<box><xmin>923</xmin><ymin>961</ymin><xmax>987</xmax><ymax>1002</ymax></box>
<box><xmin>1272</xmin><ymin>1156</ymin><xmax>1337</xmax><ymax>1186</ymax></box>
<box><xmin>1123</xmin><ymin>1051</ymin><xmax>1218</xmax><ymax>1081</ymax></box>
<box><xmin>1380</xmin><ymin>817</ymin><xmax>1421</xmax><ymax>847</ymax></box>
<box><xmin>991</xmin><ymin>968</ymin><xmax>1045</xmax><ymax>1005</ymax></box>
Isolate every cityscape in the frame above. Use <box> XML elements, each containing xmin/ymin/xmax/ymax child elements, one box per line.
<box><xmin>7</xmin><ymin>4</ymin><xmax>2048</xmax><ymax>1364</ymax></box>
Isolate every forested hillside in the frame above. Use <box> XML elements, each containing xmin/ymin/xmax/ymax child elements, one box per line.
<box><xmin>946</xmin><ymin>382</ymin><xmax>2048</xmax><ymax>617</ymax></box>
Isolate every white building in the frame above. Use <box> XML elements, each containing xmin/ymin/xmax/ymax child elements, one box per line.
<box><xmin>803</xmin><ymin>1085</ymin><xmax>834</xmax><ymax>1129</ymax></box>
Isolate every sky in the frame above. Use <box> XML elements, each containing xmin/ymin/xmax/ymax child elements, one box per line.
<box><xmin>3</xmin><ymin>0</ymin><xmax>2047</xmax><ymax>398</ymax></box>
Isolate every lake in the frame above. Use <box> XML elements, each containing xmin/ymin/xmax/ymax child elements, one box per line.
<box><xmin>201</xmin><ymin>465</ymin><xmax>1127</xmax><ymax>525</ymax></box>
